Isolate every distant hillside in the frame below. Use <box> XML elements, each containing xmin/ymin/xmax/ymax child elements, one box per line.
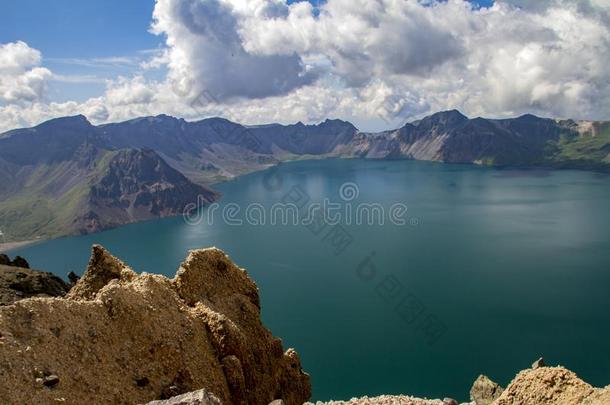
<box><xmin>0</xmin><ymin>116</ymin><xmax>218</xmax><ymax>242</ymax></box>
<box><xmin>1</xmin><ymin>111</ymin><xmax>608</xmax><ymax>243</ymax></box>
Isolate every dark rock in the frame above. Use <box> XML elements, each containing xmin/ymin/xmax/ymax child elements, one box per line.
<box><xmin>532</xmin><ymin>357</ymin><xmax>546</xmax><ymax>369</ymax></box>
<box><xmin>42</xmin><ymin>375</ymin><xmax>59</xmax><ymax>388</ymax></box>
<box><xmin>470</xmin><ymin>375</ymin><xmax>503</xmax><ymax>405</ymax></box>
<box><xmin>0</xmin><ymin>254</ymin><xmax>10</xmax><ymax>266</ymax></box>
<box><xmin>443</xmin><ymin>398</ymin><xmax>458</xmax><ymax>405</ymax></box>
<box><xmin>11</xmin><ymin>256</ymin><xmax>29</xmax><ymax>269</ymax></box>
<box><xmin>0</xmin><ymin>264</ymin><xmax>70</xmax><ymax>305</ymax></box>
<box><xmin>67</xmin><ymin>271</ymin><xmax>80</xmax><ymax>286</ymax></box>
<box><xmin>135</xmin><ymin>377</ymin><xmax>150</xmax><ymax>387</ymax></box>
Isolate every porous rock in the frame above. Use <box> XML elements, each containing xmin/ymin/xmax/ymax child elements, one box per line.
<box><xmin>494</xmin><ymin>366</ymin><xmax>610</xmax><ymax>405</ymax></box>
<box><xmin>0</xmin><ymin>245</ymin><xmax>310</xmax><ymax>405</ymax></box>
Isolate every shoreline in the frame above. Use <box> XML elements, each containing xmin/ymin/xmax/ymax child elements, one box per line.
<box><xmin>0</xmin><ymin>239</ymin><xmax>40</xmax><ymax>253</ymax></box>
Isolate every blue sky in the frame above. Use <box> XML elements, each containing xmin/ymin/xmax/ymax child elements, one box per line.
<box><xmin>1</xmin><ymin>0</ymin><xmax>162</xmax><ymax>102</ymax></box>
<box><xmin>1</xmin><ymin>0</ymin><xmax>159</xmax><ymax>58</ymax></box>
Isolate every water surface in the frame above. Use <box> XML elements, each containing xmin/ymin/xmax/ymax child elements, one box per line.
<box><xmin>12</xmin><ymin>159</ymin><xmax>610</xmax><ymax>401</ymax></box>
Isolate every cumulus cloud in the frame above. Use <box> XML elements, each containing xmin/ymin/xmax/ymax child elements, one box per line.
<box><xmin>1</xmin><ymin>0</ymin><xmax>609</xmax><ymax>133</ymax></box>
<box><xmin>0</xmin><ymin>41</ymin><xmax>52</xmax><ymax>104</ymax></box>
<box><xmin>150</xmin><ymin>0</ymin><xmax>317</xmax><ymax>102</ymax></box>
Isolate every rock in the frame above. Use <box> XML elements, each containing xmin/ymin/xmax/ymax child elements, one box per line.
<box><xmin>269</xmin><ymin>400</ymin><xmax>286</xmax><ymax>405</ymax></box>
<box><xmin>0</xmin><ymin>245</ymin><xmax>311</xmax><ymax>404</ymax></box>
<box><xmin>11</xmin><ymin>256</ymin><xmax>30</xmax><ymax>269</ymax></box>
<box><xmin>494</xmin><ymin>366</ymin><xmax>610</xmax><ymax>405</ymax></box>
<box><xmin>146</xmin><ymin>388</ymin><xmax>222</xmax><ymax>405</ymax></box>
<box><xmin>42</xmin><ymin>375</ymin><xmax>59</xmax><ymax>388</ymax></box>
<box><xmin>469</xmin><ymin>375</ymin><xmax>503</xmax><ymax>405</ymax></box>
<box><xmin>0</xmin><ymin>264</ymin><xmax>71</xmax><ymax>305</ymax></box>
<box><xmin>0</xmin><ymin>254</ymin><xmax>10</xmax><ymax>266</ymax></box>
<box><xmin>67</xmin><ymin>271</ymin><xmax>80</xmax><ymax>286</ymax></box>
<box><xmin>66</xmin><ymin>245</ymin><xmax>133</xmax><ymax>300</ymax></box>
<box><xmin>443</xmin><ymin>398</ymin><xmax>458</xmax><ymax>405</ymax></box>
<box><xmin>531</xmin><ymin>357</ymin><xmax>545</xmax><ymax>369</ymax></box>
<box><xmin>305</xmin><ymin>396</ymin><xmax>465</xmax><ymax>404</ymax></box>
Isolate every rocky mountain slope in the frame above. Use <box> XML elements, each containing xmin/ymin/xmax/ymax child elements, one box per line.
<box><xmin>0</xmin><ymin>116</ymin><xmax>218</xmax><ymax>242</ymax></box>
<box><xmin>0</xmin><ymin>245</ymin><xmax>310</xmax><ymax>404</ymax></box>
<box><xmin>1</xmin><ymin>111</ymin><xmax>608</xmax><ymax>243</ymax></box>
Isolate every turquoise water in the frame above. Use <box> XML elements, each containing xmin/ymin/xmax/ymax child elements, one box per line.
<box><xmin>11</xmin><ymin>159</ymin><xmax>610</xmax><ymax>401</ymax></box>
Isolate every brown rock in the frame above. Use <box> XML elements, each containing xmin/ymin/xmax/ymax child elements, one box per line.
<box><xmin>494</xmin><ymin>366</ymin><xmax>598</xmax><ymax>405</ymax></box>
<box><xmin>0</xmin><ymin>245</ymin><xmax>310</xmax><ymax>405</ymax></box>
<box><xmin>66</xmin><ymin>244</ymin><xmax>134</xmax><ymax>300</ymax></box>
<box><xmin>470</xmin><ymin>375</ymin><xmax>502</xmax><ymax>405</ymax></box>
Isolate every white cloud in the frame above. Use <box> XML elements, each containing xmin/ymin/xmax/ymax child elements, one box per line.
<box><xmin>150</xmin><ymin>0</ymin><xmax>317</xmax><ymax>102</ymax></box>
<box><xmin>0</xmin><ymin>41</ymin><xmax>52</xmax><ymax>104</ymax></box>
<box><xmin>0</xmin><ymin>0</ymin><xmax>609</xmax><ymax>133</ymax></box>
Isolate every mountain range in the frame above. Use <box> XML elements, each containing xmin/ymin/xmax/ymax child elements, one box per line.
<box><xmin>1</xmin><ymin>110</ymin><xmax>609</xmax><ymax>243</ymax></box>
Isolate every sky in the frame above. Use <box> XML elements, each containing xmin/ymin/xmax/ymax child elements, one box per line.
<box><xmin>0</xmin><ymin>0</ymin><xmax>608</xmax><ymax>132</ymax></box>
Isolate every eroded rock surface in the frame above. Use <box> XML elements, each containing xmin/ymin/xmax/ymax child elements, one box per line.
<box><xmin>0</xmin><ymin>245</ymin><xmax>310</xmax><ymax>405</ymax></box>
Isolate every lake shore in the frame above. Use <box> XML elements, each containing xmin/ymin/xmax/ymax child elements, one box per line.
<box><xmin>0</xmin><ymin>239</ymin><xmax>39</xmax><ymax>253</ymax></box>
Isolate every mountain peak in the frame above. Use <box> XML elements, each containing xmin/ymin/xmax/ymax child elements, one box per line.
<box><xmin>416</xmin><ymin>109</ymin><xmax>468</xmax><ymax>129</ymax></box>
<box><xmin>36</xmin><ymin>114</ymin><xmax>92</xmax><ymax>129</ymax></box>
<box><xmin>431</xmin><ymin>109</ymin><xmax>468</xmax><ymax>122</ymax></box>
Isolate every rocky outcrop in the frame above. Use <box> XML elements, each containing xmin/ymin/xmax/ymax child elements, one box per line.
<box><xmin>308</xmin><ymin>364</ymin><xmax>610</xmax><ymax>405</ymax></box>
<box><xmin>0</xmin><ymin>245</ymin><xmax>310</xmax><ymax>405</ymax></box>
<box><xmin>469</xmin><ymin>375</ymin><xmax>503</xmax><ymax>405</ymax></box>
<box><xmin>0</xmin><ymin>263</ymin><xmax>70</xmax><ymax>305</ymax></box>
<box><xmin>0</xmin><ymin>254</ymin><xmax>30</xmax><ymax>268</ymax></box>
<box><xmin>494</xmin><ymin>366</ymin><xmax>610</xmax><ymax>405</ymax></box>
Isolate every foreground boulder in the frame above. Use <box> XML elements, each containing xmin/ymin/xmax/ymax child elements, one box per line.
<box><xmin>469</xmin><ymin>375</ymin><xmax>502</xmax><ymax>405</ymax></box>
<box><xmin>494</xmin><ymin>366</ymin><xmax>610</xmax><ymax>405</ymax></box>
<box><xmin>0</xmin><ymin>245</ymin><xmax>310</xmax><ymax>405</ymax></box>
<box><xmin>0</xmin><ymin>263</ymin><xmax>70</xmax><ymax>305</ymax></box>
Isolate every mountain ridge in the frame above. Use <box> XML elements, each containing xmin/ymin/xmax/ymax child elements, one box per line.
<box><xmin>1</xmin><ymin>110</ymin><xmax>609</xmax><ymax>244</ymax></box>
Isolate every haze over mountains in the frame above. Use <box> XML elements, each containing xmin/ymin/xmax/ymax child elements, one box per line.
<box><xmin>1</xmin><ymin>110</ymin><xmax>609</xmax><ymax>243</ymax></box>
